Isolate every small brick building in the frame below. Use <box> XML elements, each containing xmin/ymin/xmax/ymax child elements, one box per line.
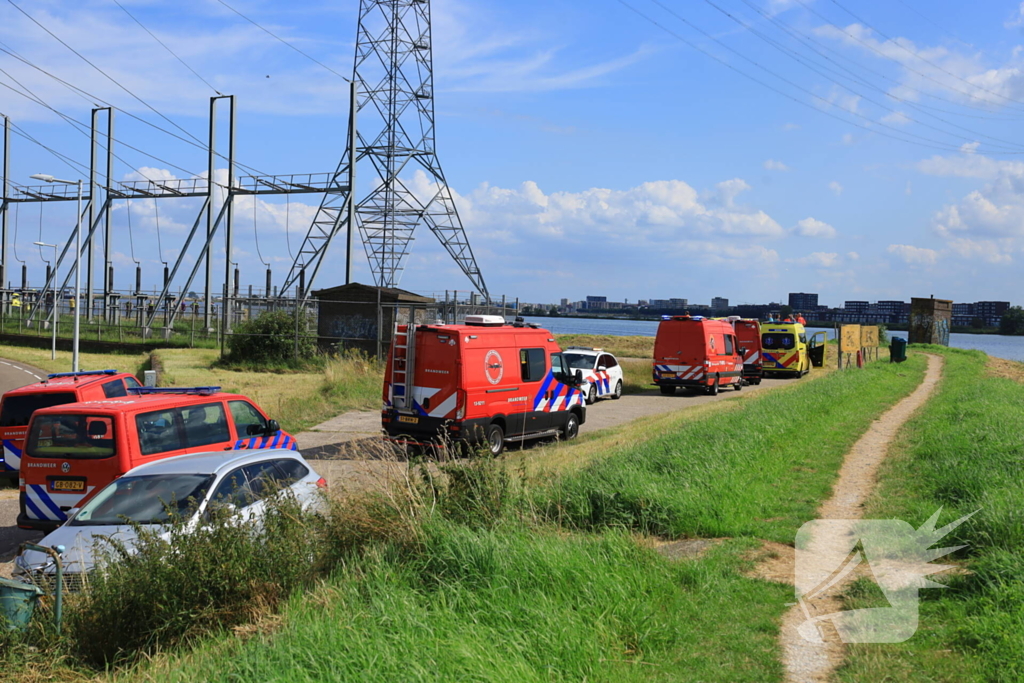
<box><xmin>312</xmin><ymin>282</ymin><xmax>435</xmax><ymax>356</ymax></box>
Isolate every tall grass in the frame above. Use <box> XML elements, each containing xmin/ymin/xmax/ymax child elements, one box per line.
<box><xmin>535</xmin><ymin>355</ymin><xmax>927</xmax><ymax>543</ymax></box>
<box><xmin>839</xmin><ymin>348</ymin><xmax>1024</xmax><ymax>683</ymax></box>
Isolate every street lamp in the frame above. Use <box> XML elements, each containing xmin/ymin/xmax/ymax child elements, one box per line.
<box><xmin>33</xmin><ymin>241</ymin><xmax>58</xmax><ymax>360</ymax></box>
<box><xmin>30</xmin><ymin>174</ymin><xmax>82</xmax><ymax>372</ymax></box>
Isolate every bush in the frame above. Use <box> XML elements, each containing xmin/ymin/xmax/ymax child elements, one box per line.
<box><xmin>225</xmin><ymin>310</ymin><xmax>317</xmax><ymax>365</ymax></box>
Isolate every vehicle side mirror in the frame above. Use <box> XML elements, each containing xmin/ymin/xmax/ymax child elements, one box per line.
<box><xmin>265</xmin><ymin>419</ymin><xmax>281</xmax><ymax>435</ymax></box>
<box><xmin>574</xmin><ymin>369</ymin><xmax>583</xmax><ymax>385</ymax></box>
<box><xmin>739</xmin><ymin>347</ymin><xmax>747</xmax><ymax>356</ymax></box>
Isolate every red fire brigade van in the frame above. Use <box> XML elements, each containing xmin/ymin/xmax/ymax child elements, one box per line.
<box><xmin>731</xmin><ymin>318</ymin><xmax>764</xmax><ymax>385</ymax></box>
<box><xmin>382</xmin><ymin>315</ymin><xmax>587</xmax><ymax>456</ymax></box>
<box><xmin>653</xmin><ymin>316</ymin><xmax>744</xmax><ymax>395</ymax></box>
<box><xmin>0</xmin><ymin>370</ymin><xmax>142</xmax><ymax>481</ymax></box>
<box><xmin>17</xmin><ymin>387</ymin><xmax>295</xmax><ymax>531</ymax></box>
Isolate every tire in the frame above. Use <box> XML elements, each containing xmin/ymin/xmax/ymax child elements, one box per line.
<box><xmin>706</xmin><ymin>379</ymin><xmax>719</xmax><ymax>396</ymax></box>
<box><xmin>611</xmin><ymin>380</ymin><xmax>622</xmax><ymax>399</ymax></box>
<box><xmin>660</xmin><ymin>385</ymin><xmax>676</xmax><ymax>396</ymax></box>
<box><xmin>586</xmin><ymin>384</ymin><xmax>597</xmax><ymax>405</ymax></box>
<box><xmin>563</xmin><ymin>412</ymin><xmax>580</xmax><ymax>441</ymax></box>
<box><xmin>734</xmin><ymin>380</ymin><xmax>742</xmax><ymax>391</ymax></box>
<box><xmin>486</xmin><ymin>423</ymin><xmax>505</xmax><ymax>457</ymax></box>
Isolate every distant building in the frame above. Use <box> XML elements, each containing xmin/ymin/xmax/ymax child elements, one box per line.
<box><xmin>711</xmin><ymin>297</ymin><xmax>729</xmax><ymax>310</ymax></box>
<box><xmin>788</xmin><ymin>292</ymin><xmax>818</xmax><ymax>311</ymax></box>
<box><xmin>650</xmin><ymin>298</ymin><xmax>688</xmax><ymax>309</ymax></box>
<box><xmin>952</xmin><ymin>300</ymin><xmax>1009</xmax><ymax>327</ymax></box>
<box><xmin>586</xmin><ymin>296</ymin><xmax>607</xmax><ymax>303</ymax></box>
<box><xmin>844</xmin><ymin>301</ymin><xmax>869</xmax><ymax>314</ymax></box>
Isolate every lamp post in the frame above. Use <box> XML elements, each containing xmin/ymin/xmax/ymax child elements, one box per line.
<box><xmin>33</xmin><ymin>241</ymin><xmax>58</xmax><ymax>360</ymax></box>
<box><xmin>30</xmin><ymin>174</ymin><xmax>82</xmax><ymax>372</ymax></box>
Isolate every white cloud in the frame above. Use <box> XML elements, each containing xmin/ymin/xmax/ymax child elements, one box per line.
<box><xmin>847</xmin><ymin>251</ymin><xmax>860</xmax><ymax>260</ymax></box>
<box><xmin>841</xmin><ymin>133</ymin><xmax>855</xmax><ymax>145</ymax></box>
<box><xmin>763</xmin><ymin>159</ymin><xmax>789</xmax><ymax>171</ymax></box>
<box><xmin>829</xmin><ymin>181</ymin><xmax>843</xmax><ymax>196</ymax></box>
<box><xmin>1006</xmin><ymin>3</ymin><xmax>1024</xmax><ymax>28</ymax></box>
<box><xmin>887</xmin><ymin>244</ymin><xmax>939</xmax><ymax>265</ymax></box>
<box><xmin>789</xmin><ymin>252</ymin><xmax>840</xmax><ymax>268</ymax></box>
<box><xmin>794</xmin><ymin>217</ymin><xmax>838</xmax><ymax>238</ymax></box>
<box><xmin>881</xmin><ymin>110</ymin><xmax>911</xmax><ymax>125</ymax></box>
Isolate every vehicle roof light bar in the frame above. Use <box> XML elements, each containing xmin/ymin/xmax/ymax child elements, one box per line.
<box><xmin>47</xmin><ymin>369</ymin><xmax>118</xmax><ymax>379</ymax></box>
<box><xmin>127</xmin><ymin>386</ymin><xmax>222</xmax><ymax>396</ymax></box>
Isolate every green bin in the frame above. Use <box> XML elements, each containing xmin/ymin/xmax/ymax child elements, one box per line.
<box><xmin>889</xmin><ymin>337</ymin><xmax>907</xmax><ymax>363</ymax></box>
<box><xmin>0</xmin><ymin>576</ymin><xmax>43</xmax><ymax>631</ymax></box>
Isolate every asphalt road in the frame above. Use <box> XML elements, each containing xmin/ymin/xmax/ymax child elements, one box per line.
<box><xmin>0</xmin><ymin>359</ymin><xmax>48</xmax><ymax>577</ymax></box>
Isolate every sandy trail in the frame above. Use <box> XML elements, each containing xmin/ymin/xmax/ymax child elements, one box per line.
<box><xmin>779</xmin><ymin>354</ymin><xmax>944</xmax><ymax>683</ymax></box>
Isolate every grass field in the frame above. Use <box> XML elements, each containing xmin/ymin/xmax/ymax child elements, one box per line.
<box><xmin>837</xmin><ymin>348</ymin><xmax>1024</xmax><ymax>683</ymax></box>
<box><xmin>555</xmin><ymin>334</ymin><xmax>654</xmax><ymax>358</ymax></box>
<box><xmin>155</xmin><ymin>349</ymin><xmax>383</xmax><ymax>433</ymax></box>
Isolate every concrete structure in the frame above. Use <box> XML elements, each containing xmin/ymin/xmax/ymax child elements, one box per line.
<box><xmin>909</xmin><ymin>297</ymin><xmax>952</xmax><ymax>345</ymax></box>
<box><xmin>788</xmin><ymin>292</ymin><xmax>818</xmax><ymax>311</ymax></box>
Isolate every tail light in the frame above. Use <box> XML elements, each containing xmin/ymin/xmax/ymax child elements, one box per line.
<box><xmin>456</xmin><ymin>390</ymin><xmax>466</xmax><ymax>420</ymax></box>
<box><xmin>315</xmin><ymin>477</ymin><xmax>328</xmax><ymax>489</ymax></box>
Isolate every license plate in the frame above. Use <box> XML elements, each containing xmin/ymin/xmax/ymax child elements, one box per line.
<box><xmin>51</xmin><ymin>479</ymin><xmax>84</xmax><ymax>492</ymax></box>
<box><xmin>397</xmin><ymin>416</ymin><xmax>419</xmax><ymax>424</ymax></box>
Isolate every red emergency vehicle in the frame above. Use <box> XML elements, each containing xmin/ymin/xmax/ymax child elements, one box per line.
<box><xmin>652</xmin><ymin>316</ymin><xmax>744</xmax><ymax>395</ymax></box>
<box><xmin>17</xmin><ymin>387</ymin><xmax>295</xmax><ymax>531</ymax></box>
<box><xmin>382</xmin><ymin>315</ymin><xmax>586</xmax><ymax>456</ymax></box>
<box><xmin>0</xmin><ymin>370</ymin><xmax>142</xmax><ymax>481</ymax></box>
<box><xmin>731</xmin><ymin>318</ymin><xmax>764</xmax><ymax>385</ymax></box>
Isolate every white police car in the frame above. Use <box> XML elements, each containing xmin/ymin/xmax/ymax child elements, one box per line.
<box><xmin>561</xmin><ymin>347</ymin><xmax>623</xmax><ymax>404</ymax></box>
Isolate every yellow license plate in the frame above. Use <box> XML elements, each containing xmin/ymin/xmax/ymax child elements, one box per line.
<box><xmin>51</xmin><ymin>480</ymin><xmax>84</xmax><ymax>491</ymax></box>
<box><xmin>397</xmin><ymin>416</ymin><xmax>419</xmax><ymax>424</ymax></box>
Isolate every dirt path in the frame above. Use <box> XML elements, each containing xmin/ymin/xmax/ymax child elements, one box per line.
<box><xmin>779</xmin><ymin>354</ymin><xmax>944</xmax><ymax>683</ymax></box>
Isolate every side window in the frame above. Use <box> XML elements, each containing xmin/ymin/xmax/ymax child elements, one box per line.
<box><xmin>724</xmin><ymin>335</ymin><xmax>734</xmax><ymax>355</ymax></box>
<box><xmin>275</xmin><ymin>458</ymin><xmax>310</xmax><ymax>486</ymax></box>
<box><xmin>605</xmin><ymin>355</ymin><xmax>618</xmax><ymax>369</ymax></box>
<box><xmin>210</xmin><ymin>467</ymin><xmax>253</xmax><ymax>508</ymax></box>
<box><xmin>799</xmin><ymin>333</ymin><xmax>808</xmax><ymax>344</ymax></box>
<box><xmin>102</xmin><ymin>380</ymin><xmax>127</xmax><ymax>398</ymax></box>
<box><xmin>124</xmin><ymin>376</ymin><xmax>142</xmax><ymax>390</ymax></box>
<box><xmin>180</xmin><ymin>402</ymin><xmax>231</xmax><ymax>448</ymax></box>
<box><xmin>229</xmin><ymin>400</ymin><xmax>269</xmax><ymax>437</ymax></box>
<box><xmin>136</xmin><ymin>408</ymin><xmax>184</xmax><ymax>456</ymax></box>
<box><xmin>242</xmin><ymin>461</ymin><xmax>283</xmax><ymax>500</ymax></box>
<box><xmin>519</xmin><ymin>348</ymin><xmax>547</xmax><ymax>382</ymax></box>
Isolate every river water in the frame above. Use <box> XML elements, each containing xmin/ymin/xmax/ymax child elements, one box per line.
<box><xmin>522</xmin><ymin>316</ymin><xmax>1024</xmax><ymax>362</ymax></box>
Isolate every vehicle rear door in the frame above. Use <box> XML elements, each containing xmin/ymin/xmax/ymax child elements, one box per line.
<box><xmin>0</xmin><ymin>391</ymin><xmax>77</xmax><ymax>477</ymax></box>
<box><xmin>808</xmin><ymin>331</ymin><xmax>827</xmax><ymax>367</ymax></box>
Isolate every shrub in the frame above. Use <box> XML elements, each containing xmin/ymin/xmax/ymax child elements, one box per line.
<box><xmin>225</xmin><ymin>310</ymin><xmax>317</xmax><ymax>365</ymax></box>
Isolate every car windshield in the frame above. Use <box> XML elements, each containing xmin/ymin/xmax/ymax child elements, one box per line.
<box><xmin>562</xmin><ymin>353</ymin><xmax>596</xmax><ymax>370</ymax></box>
<box><xmin>762</xmin><ymin>334</ymin><xmax>795</xmax><ymax>350</ymax></box>
<box><xmin>70</xmin><ymin>474</ymin><xmax>214</xmax><ymax>526</ymax></box>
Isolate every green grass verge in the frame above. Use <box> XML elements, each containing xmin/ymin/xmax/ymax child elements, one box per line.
<box><xmin>837</xmin><ymin>347</ymin><xmax>1024</xmax><ymax>683</ymax></box>
<box><xmin>535</xmin><ymin>354</ymin><xmax>927</xmax><ymax>543</ymax></box>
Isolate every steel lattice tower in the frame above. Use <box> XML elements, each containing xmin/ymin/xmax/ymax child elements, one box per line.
<box><xmin>352</xmin><ymin>0</ymin><xmax>487</xmax><ymax>296</ymax></box>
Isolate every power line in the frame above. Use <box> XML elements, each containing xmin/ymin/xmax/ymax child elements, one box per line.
<box><xmin>697</xmin><ymin>0</ymin><xmax>1024</xmax><ymax>153</ymax></box>
<box><xmin>212</xmin><ymin>0</ymin><xmax>350</xmax><ymax>82</ymax></box>
<box><xmin>5</xmin><ymin>0</ymin><xmax>209</xmax><ymax>147</ymax></box>
<box><xmin>792</xmin><ymin>0</ymin><xmax>1024</xmax><ymax>114</ymax></box>
<box><xmin>110</xmin><ymin>0</ymin><xmax>222</xmax><ymax>96</ymax></box>
<box><xmin>623</xmin><ymin>0</ymin><xmax>992</xmax><ymax>153</ymax></box>
<box><xmin>2</xmin><ymin>117</ymin><xmax>89</xmax><ymax>176</ymax></box>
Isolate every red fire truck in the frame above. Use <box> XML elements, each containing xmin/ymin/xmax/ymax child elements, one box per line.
<box><xmin>382</xmin><ymin>316</ymin><xmax>586</xmax><ymax>456</ymax></box>
<box><xmin>652</xmin><ymin>316</ymin><xmax>744</xmax><ymax>395</ymax></box>
<box><xmin>731</xmin><ymin>318</ymin><xmax>764</xmax><ymax>385</ymax></box>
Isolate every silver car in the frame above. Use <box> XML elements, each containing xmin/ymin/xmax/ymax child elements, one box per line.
<box><xmin>14</xmin><ymin>449</ymin><xmax>326</xmax><ymax>585</ymax></box>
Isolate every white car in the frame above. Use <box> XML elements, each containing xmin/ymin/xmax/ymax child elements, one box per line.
<box><xmin>14</xmin><ymin>449</ymin><xmax>326</xmax><ymax>587</ymax></box>
<box><xmin>562</xmin><ymin>347</ymin><xmax>624</xmax><ymax>404</ymax></box>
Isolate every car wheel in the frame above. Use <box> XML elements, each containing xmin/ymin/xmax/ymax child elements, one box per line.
<box><xmin>707</xmin><ymin>379</ymin><xmax>719</xmax><ymax>396</ymax></box>
<box><xmin>586</xmin><ymin>384</ymin><xmax>597</xmax><ymax>405</ymax></box>
<box><xmin>563</xmin><ymin>412</ymin><xmax>580</xmax><ymax>441</ymax></box>
<box><xmin>612</xmin><ymin>380</ymin><xmax>622</xmax><ymax>399</ymax></box>
<box><xmin>734</xmin><ymin>380</ymin><xmax>742</xmax><ymax>391</ymax></box>
<box><xmin>486</xmin><ymin>423</ymin><xmax>505</xmax><ymax>457</ymax></box>
<box><xmin>659</xmin><ymin>385</ymin><xmax>675</xmax><ymax>396</ymax></box>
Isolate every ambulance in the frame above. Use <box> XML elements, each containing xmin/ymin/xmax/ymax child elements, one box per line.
<box><xmin>731</xmin><ymin>318</ymin><xmax>764</xmax><ymax>385</ymax></box>
<box><xmin>0</xmin><ymin>369</ymin><xmax>142</xmax><ymax>482</ymax></box>
<box><xmin>382</xmin><ymin>315</ymin><xmax>587</xmax><ymax>456</ymax></box>
<box><xmin>652</xmin><ymin>316</ymin><xmax>744</xmax><ymax>395</ymax></box>
<box><xmin>760</xmin><ymin>321</ymin><xmax>811</xmax><ymax>377</ymax></box>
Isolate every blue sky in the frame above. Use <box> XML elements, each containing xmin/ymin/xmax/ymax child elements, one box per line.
<box><xmin>3</xmin><ymin>0</ymin><xmax>1024</xmax><ymax>307</ymax></box>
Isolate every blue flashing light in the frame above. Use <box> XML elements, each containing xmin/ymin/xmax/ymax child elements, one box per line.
<box><xmin>127</xmin><ymin>386</ymin><xmax>221</xmax><ymax>396</ymax></box>
<box><xmin>661</xmin><ymin>315</ymin><xmax>672</xmax><ymax>321</ymax></box>
<box><xmin>47</xmin><ymin>369</ymin><xmax>118</xmax><ymax>379</ymax></box>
